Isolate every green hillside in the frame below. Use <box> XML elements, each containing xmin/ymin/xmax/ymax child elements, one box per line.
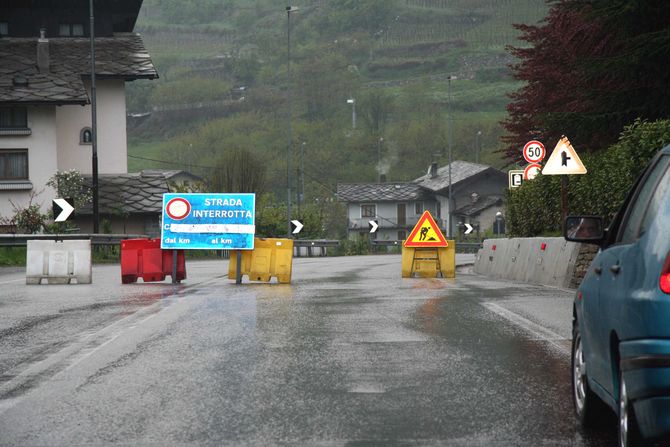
<box><xmin>127</xmin><ymin>0</ymin><xmax>548</xmax><ymax>195</ymax></box>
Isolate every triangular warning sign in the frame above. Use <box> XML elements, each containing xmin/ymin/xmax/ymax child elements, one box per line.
<box><xmin>541</xmin><ymin>135</ymin><xmax>587</xmax><ymax>175</ymax></box>
<box><xmin>404</xmin><ymin>211</ymin><xmax>448</xmax><ymax>247</ymax></box>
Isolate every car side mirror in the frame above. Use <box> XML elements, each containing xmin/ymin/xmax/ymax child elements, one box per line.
<box><xmin>564</xmin><ymin>216</ymin><xmax>605</xmax><ymax>244</ymax></box>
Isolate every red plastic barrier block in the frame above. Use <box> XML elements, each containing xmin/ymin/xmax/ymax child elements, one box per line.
<box><xmin>120</xmin><ymin>239</ymin><xmax>185</xmax><ymax>283</ymax></box>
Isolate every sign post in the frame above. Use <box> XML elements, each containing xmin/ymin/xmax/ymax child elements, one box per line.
<box><xmin>161</xmin><ymin>193</ymin><xmax>256</xmax><ymax>284</ymax></box>
<box><xmin>541</xmin><ymin>136</ymin><xmax>587</xmax><ymax>230</ymax></box>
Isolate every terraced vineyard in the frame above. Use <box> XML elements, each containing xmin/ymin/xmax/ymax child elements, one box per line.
<box><xmin>128</xmin><ymin>0</ymin><xmax>549</xmax><ymax>184</ymax></box>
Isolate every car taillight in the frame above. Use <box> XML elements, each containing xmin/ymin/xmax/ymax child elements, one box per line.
<box><xmin>662</xmin><ymin>252</ymin><xmax>670</xmax><ymax>294</ymax></box>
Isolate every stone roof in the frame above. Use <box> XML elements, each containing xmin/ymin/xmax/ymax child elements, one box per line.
<box><xmin>414</xmin><ymin>161</ymin><xmax>498</xmax><ymax>192</ymax></box>
<box><xmin>453</xmin><ymin>196</ymin><xmax>503</xmax><ymax>217</ymax></box>
<box><xmin>337</xmin><ymin>183</ymin><xmax>425</xmax><ymax>202</ymax></box>
<box><xmin>139</xmin><ymin>169</ymin><xmax>203</xmax><ymax>182</ymax></box>
<box><xmin>0</xmin><ymin>34</ymin><xmax>157</xmax><ymax>105</ymax></box>
<box><xmin>79</xmin><ymin>172</ymin><xmax>169</xmax><ymax>215</ymax></box>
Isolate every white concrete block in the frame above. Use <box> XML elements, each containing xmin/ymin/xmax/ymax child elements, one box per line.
<box><xmin>26</xmin><ymin>240</ymin><xmax>92</xmax><ymax>284</ymax></box>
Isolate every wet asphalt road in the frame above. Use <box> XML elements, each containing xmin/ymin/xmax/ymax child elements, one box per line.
<box><xmin>0</xmin><ymin>255</ymin><xmax>618</xmax><ymax>446</ymax></box>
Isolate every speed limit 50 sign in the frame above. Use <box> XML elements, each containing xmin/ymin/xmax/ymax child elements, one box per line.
<box><xmin>523</xmin><ymin>140</ymin><xmax>546</xmax><ymax>164</ymax></box>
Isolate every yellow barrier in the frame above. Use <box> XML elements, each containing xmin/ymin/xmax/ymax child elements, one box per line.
<box><xmin>229</xmin><ymin>238</ymin><xmax>294</xmax><ymax>283</ymax></box>
<box><xmin>401</xmin><ymin>240</ymin><xmax>455</xmax><ymax>278</ymax></box>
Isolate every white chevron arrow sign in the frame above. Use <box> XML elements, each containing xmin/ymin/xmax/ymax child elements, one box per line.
<box><xmin>291</xmin><ymin>220</ymin><xmax>303</xmax><ymax>234</ymax></box>
<box><xmin>53</xmin><ymin>198</ymin><xmax>75</xmax><ymax>222</ymax></box>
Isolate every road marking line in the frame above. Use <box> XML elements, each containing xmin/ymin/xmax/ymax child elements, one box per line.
<box><xmin>481</xmin><ymin>302</ymin><xmax>570</xmax><ymax>355</ymax></box>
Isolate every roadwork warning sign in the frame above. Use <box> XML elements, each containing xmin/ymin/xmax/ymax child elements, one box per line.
<box><xmin>404</xmin><ymin>211</ymin><xmax>448</xmax><ymax>248</ymax></box>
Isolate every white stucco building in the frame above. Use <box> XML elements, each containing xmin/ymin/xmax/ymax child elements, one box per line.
<box><xmin>0</xmin><ymin>1</ymin><xmax>157</xmax><ymax>232</ymax></box>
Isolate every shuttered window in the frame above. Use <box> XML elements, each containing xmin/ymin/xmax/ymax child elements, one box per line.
<box><xmin>0</xmin><ymin>150</ymin><xmax>28</xmax><ymax>180</ymax></box>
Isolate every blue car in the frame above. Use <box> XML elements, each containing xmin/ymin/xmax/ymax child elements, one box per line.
<box><xmin>565</xmin><ymin>144</ymin><xmax>670</xmax><ymax>446</ymax></box>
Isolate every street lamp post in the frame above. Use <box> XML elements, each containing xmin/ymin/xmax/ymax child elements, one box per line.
<box><xmin>89</xmin><ymin>0</ymin><xmax>99</xmax><ymax>233</ymax></box>
<box><xmin>298</xmin><ymin>141</ymin><xmax>305</xmax><ymax>215</ymax></box>
<box><xmin>447</xmin><ymin>75</ymin><xmax>456</xmax><ymax>239</ymax></box>
<box><xmin>286</xmin><ymin>6</ymin><xmax>298</xmax><ymax>237</ymax></box>
<box><xmin>347</xmin><ymin>98</ymin><xmax>356</xmax><ymax>130</ymax></box>
<box><xmin>495</xmin><ymin>211</ymin><xmax>503</xmax><ymax>235</ymax></box>
<box><xmin>476</xmin><ymin>130</ymin><xmax>482</xmax><ymax>164</ymax></box>
<box><xmin>377</xmin><ymin>137</ymin><xmax>383</xmax><ymax>182</ymax></box>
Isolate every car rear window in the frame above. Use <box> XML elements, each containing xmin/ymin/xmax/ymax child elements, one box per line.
<box><xmin>620</xmin><ymin>155</ymin><xmax>670</xmax><ymax>244</ymax></box>
<box><xmin>639</xmin><ymin>155</ymin><xmax>670</xmax><ymax>238</ymax></box>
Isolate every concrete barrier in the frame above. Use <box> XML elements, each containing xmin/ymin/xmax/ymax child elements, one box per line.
<box><xmin>26</xmin><ymin>239</ymin><xmax>92</xmax><ymax>284</ymax></box>
<box><xmin>474</xmin><ymin>237</ymin><xmax>581</xmax><ymax>289</ymax></box>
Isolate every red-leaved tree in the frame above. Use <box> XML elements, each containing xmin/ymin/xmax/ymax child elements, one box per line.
<box><xmin>502</xmin><ymin>0</ymin><xmax>670</xmax><ymax>164</ymax></box>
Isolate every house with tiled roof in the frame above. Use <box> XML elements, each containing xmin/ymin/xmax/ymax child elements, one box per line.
<box><xmin>0</xmin><ymin>0</ymin><xmax>158</xmax><ymax>230</ymax></box>
<box><xmin>414</xmin><ymin>161</ymin><xmax>507</xmax><ymax>237</ymax></box>
<box><xmin>337</xmin><ymin>182</ymin><xmax>439</xmax><ymax>241</ymax></box>
<box><xmin>337</xmin><ymin>160</ymin><xmax>507</xmax><ymax>241</ymax></box>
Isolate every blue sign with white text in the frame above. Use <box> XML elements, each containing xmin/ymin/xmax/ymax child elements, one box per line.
<box><xmin>161</xmin><ymin>193</ymin><xmax>255</xmax><ymax>250</ymax></box>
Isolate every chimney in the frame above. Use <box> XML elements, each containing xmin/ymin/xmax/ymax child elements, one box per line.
<box><xmin>429</xmin><ymin>162</ymin><xmax>438</xmax><ymax>178</ymax></box>
<box><xmin>379</xmin><ymin>174</ymin><xmax>387</xmax><ymax>183</ymax></box>
<box><xmin>37</xmin><ymin>28</ymin><xmax>49</xmax><ymax>73</ymax></box>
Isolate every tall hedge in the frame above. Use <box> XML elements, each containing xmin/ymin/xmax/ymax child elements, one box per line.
<box><xmin>506</xmin><ymin>119</ymin><xmax>670</xmax><ymax>237</ymax></box>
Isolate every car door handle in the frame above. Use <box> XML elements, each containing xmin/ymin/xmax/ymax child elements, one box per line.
<box><xmin>610</xmin><ymin>265</ymin><xmax>621</xmax><ymax>275</ymax></box>
<box><xmin>594</xmin><ymin>266</ymin><xmax>602</xmax><ymax>275</ymax></box>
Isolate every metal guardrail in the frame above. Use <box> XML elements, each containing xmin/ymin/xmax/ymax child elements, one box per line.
<box><xmin>293</xmin><ymin>239</ymin><xmax>340</xmax><ymax>247</ymax></box>
<box><xmin>293</xmin><ymin>239</ymin><xmax>340</xmax><ymax>258</ymax></box>
<box><xmin>456</xmin><ymin>242</ymin><xmax>484</xmax><ymax>253</ymax></box>
<box><xmin>0</xmin><ymin>234</ymin><xmax>149</xmax><ymax>247</ymax></box>
<box><xmin>372</xmin><ymin>240</ymin><xmax>483</xmax><ymax>253</ymax></box>
<box><xmin>371</xmin><ymin>240</ymin><xmax>402</xmax><ymax>247</ymax></box>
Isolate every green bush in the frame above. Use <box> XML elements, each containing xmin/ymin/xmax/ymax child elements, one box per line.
<box><xmin>331</xmin><ymin>237</ymin><xmax>371</xmax><ymax>256</ymax></box>
<box><xmin>507</xmin><ymin>119</ymin><xmax>670</xmax><ymax>236</ymax></box>
<box><xmin>0</xmin><ymin>247</ymin><xmax>26</xmax><ymax>266</ymax></box>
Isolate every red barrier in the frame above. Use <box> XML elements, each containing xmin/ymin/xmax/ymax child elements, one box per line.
<box><xmin>120</xmin><ymin>239</ymin><xmax>186</xmax><ymax>284</ymax></box>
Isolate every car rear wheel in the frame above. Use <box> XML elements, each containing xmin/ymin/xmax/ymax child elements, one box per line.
<box><xmin>618</xmin><ymin>371</ymin><xmax>642</xmax><ymax>447</ymax></box>
<box><xmin>572</xmin><ymin>323</ymin><xmax>603</xmax><ymax>426</ymax></box>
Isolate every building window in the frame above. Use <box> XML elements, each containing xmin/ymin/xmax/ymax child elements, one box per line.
<box><xmin>0</xmin><ymin>107</ymin><xmax>29</xmax><ymax>135</ymax></box>
<box><xmin>0</xmin><ymin>107</ymin><xmax>27</xmax><ymax>128</ymax></box>
<box><xmin>0</xmin><ymin>149</ymin><xmax>29</xmax><ymax>180</ymax></box>
<box><xmin>59</xmin><ymin>24</ymin><xmax>84</xmax><ymax>37</ymax></box>
<box><xmin>0</xmin><ymin>23</ymin><xmax>8</xmax><ymax>36</ymax></box>
<box><xmin>80</xmin><ymin>127</ymin><xmax>92</xmax><ymax>145</ymax></box>
<box><xmin>361</xmin><ymin>204</ymin><xmax>376</xmax><ymax>218</ymax></box>
<box><xmin>398</xmin><ymin>230</ymin><xmax>406</xmax><ymax>241</ymax></box>
<box><xmin>415</xmin><ymin>201</ymin><xmax>423</xmax><ymax>215</ymax></box>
